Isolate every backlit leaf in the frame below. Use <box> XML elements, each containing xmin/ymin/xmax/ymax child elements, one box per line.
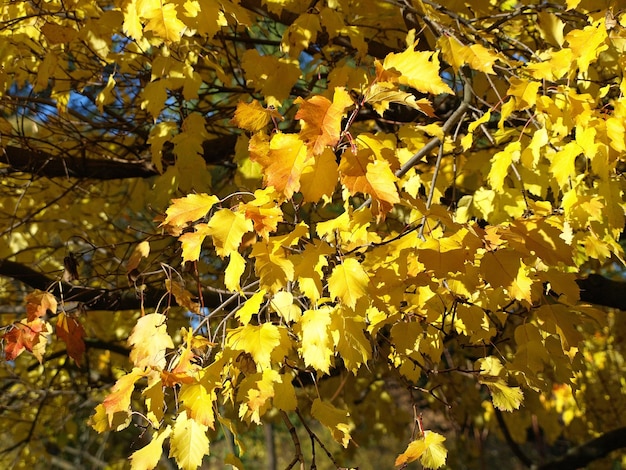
<box><xmin>169</xmin><ymin>410</ymin><xmax>210</xmax><ymax>470</ymax></box>
<box><xmin>328</xmin><ymin>258</ymin><xmax>369</xmax><ymax>308</ymax></box>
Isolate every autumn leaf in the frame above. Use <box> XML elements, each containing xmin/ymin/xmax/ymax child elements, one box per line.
<box><xmin>127</xmin><ymin>240</ymin><xmax>150</xmax><ymax>273</ymax></box>
<box><xmin>3</xmin><ymin>318</ymin><xmax>52</xmax><ymax>363</ymax></box>
<box><xmin>128</xmin><ymin>313</ymin><xmax>175</xmax><ymax>369</ymax></box>
<box><xmin>102</xmin><ymin>368</ymin><xmax>146</xmax><ymax>425</ymax></box>
<box><xmin>226</xmin><ymin>323</ymin><xmax>283</xmax><ymax>370</ymax></box>
<box><xmin>263</xmin><ymin>133</ymin><xmax>310</xmax><ymax>199</ymax></box>
<box><xmin>56</xmin><ymin>312</ymin><xmax>86</xmax><ymax>366</ymax></box>
<box><xmin>205</xmin><ymin>209</ymin><xmax>253</xmax><ymax>258</ymax></box>
<box><xmin>295</xmin><ymin>87</ymin><xmax>353</xmax><ymax>155</ymax></box>
<box><xmin>328</xmin><ymin>258</ymin><xmax>369</xmax><ymax>308</ymax></box>
<box><xmin>378</xmin><ymin>43</ymin><xmax>453</xmax><ymax>95</ymax></box>
<box><xmin>25</xmin><ymin>289</ymin><xmax>57</xmax><ymax>321</ymax></box>
<box><xmin>130</xmin><ymin>426</ymin><xmax>172</xmax><ymax>470</ymax></box>
<box><xmin>232</xmin><ymin>100</ymin><xmax>282</xmax><ymax>132</ymax></box>
<box><xmin>169</xmin><ymin>410</ymin><xmax>210</xmax><ymax>470</ymax></box>
<box><xmin>298</xmin><ymin>307</ymin><xmax>333</xmax><ymax>374</ymax></box>
<box><xmin>311</xmin><ymin>399</ymin><xmax>352</xmax><ymax>447</ymax></box>
<box><xmin>395</xmin><ymin>431</ymin><xmax>447</xmax><ymax>469</ymax></box>
<box><xmin>162</xmin><ymin>193</ymin><xmax>219</xmax><ymax>228</ymax></box>
<box><xmin>339</xmin><ymin>152</ymin><xmax>400</xmax><ymax>215</ymax></box>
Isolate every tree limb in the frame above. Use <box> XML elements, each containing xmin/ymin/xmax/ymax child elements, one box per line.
<box><xmin>577</xmin><ymin>274</ymin><xmax>626</xmax><ymax>311</ymax></box>
<box><xmin>0</xmin><ymin>135</ymin><xmax>238</xmax><ymax>180</ymax></box>
<box><xmin>534</xmin><ymin>426</ymin><xmax>626</xmax><ymax>470</ymax></box>
<box><xmin>0</xmin><ymin>259</ymin><xmax>224</xmax><ymax>312</ymax></box>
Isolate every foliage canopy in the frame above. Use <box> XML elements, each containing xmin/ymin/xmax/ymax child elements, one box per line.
<box><xmin>2</xmin><ymin>0</ymin><xmax>626</xmax><ymax>468</ymax></box>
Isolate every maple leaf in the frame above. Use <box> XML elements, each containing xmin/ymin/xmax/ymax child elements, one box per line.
<box><xmin>226</xmin><ymin>323</ymin><xmax>282</xmax><ymax>370</ymax></box>
<box><xmin>169</xmin><ymin>410</ymin><xmax>210</xmax><ymax>470</ymax></box>
<box><xmin>56</xmin><ymin>312</ymin><xmax>86</xmax><ymax>366</ymax></box>
<box><xmin>128</xmin><ymin>313</ymin><xmax>175</xmax><ymax>369</ymax></box>
<box><xmin>264</xmin><ymin>133</ymin><xmax>310</xmax><ymax>199</ymax></box>
<box><xmin>25</xmin><ymin>289</ymin><xmax>57</xmax><ymax>321</ymax></box>
<box><xmin>141</xmin><ymin>0</ymin><xmax>186</xmax><ymax>43</ymax></box>
<box><xmin>299</xmin><ymin>147</ymin><xmax>339</xmax><ymax>202</ymax></box>
<box><xmin>205</xmin><ymin>209</ymin><xmax>253</xmax><ymax>258</ymax></box>
<box><xmin>3</xmin><ymin>318</ymin><xmax>52</xmax><ymax>362</ymax></box>
<box><xmin>311</xmin><ymin>399</ymin><xmax>352</xmax><ymax>447</ymax></box>
<box><xmin>328</xmin><ymin>258</ymin><xmax>369</xmax><ymax>308</ymax></box>
<box><xmin>102</xmin><ymin>368</ymin><xmax>146</xmax><ymax>425</ymax></box>
<box><xmin>235</xmin><ymin>289</ymin><xmax>267</xmax><ymax>325</ymax></box>
<box><xmin>395</xmin><ymin>431</ymin><xmax>448</xmax><ymax>469</ymax></box>
<box><xmin>295</xmin><ymin>87</ymin><xmax>353</xmax><ymax>155</ymax></box>
<box><xmin>378</xmin><ymin>43</ymin><xmax>453</xmax><ymax>95</ymax></box>
<box><xmin>225</xmin><ymin>251</ymin><xmax>246</xmax><ymax>292</ymax></box>
<box><xmin>298</xmin><ymin>307</ymin><xmax>333</xmax><ymax>374</ymax></box>
<box><xmin>232</xmin><ymin>100</ymin><xmax>282</xmax><ymax>132</ymax></box>
<box><xmin>162</xmin><ymin>193</ymin><xmax>219</xmax><ymax>228</ymax></box>
<box><xmin>339</xmin><ymin>152</ymin><xmax>400</xmax><ymax>215</ymax></box>
<box><xmin>130</xmin><ymin>426</ymin><xmax>172</xmax><ymax>470</ymax></box>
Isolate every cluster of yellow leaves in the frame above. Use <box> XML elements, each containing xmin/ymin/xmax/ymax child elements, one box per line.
<box><xmin>77</xmin><ymin>4</ymin><xmax>626</xmax><ymax>470</ymax></box>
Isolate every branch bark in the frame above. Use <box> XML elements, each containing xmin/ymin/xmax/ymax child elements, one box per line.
<box><xmin>0</xmin><ymin>259</ymin><xmax>224</xmax><ymax>311</ymax></box>
<box><xmin>534</xmin><ymin>426</ymin><xmax>626</xmax><ymax>470</ymax></box>
<box><xmin>0</xmin><ymin>135</ymin><xmax>238</xmax><ymax>180</ymax></box>
<box><xmin>577</xmin><ymin>274</ymin><xmax>626</xmax><ymax>311</ymax></box>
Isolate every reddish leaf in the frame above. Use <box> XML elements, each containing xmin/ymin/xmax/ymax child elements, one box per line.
<box><xmin>56</xmin><ymin>312</ymin><xmax>86</xmax><ymax>366</ymax></box>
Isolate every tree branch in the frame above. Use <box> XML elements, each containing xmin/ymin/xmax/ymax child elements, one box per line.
<box><xmin>534</xmin><ymin>426</ymin><xmax>626</xmax><ymax>470</ymax></box>
<box><xmin>0</xmin><ymin>259</ymin><xmax>224</xmax><ymax>312</ymax></box>
<box><xmin>577</xmin><ymin>274</ymin><xmax>626</xmax><ymax>311</ymax></box>
<box><xmin>0</xmin><ymin>135</ymin><xmax>238</xmax><ymax>180</ymax></box>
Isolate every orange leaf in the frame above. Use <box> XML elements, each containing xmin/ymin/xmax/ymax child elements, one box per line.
<box><xmin>3</xmin><ymin>318</ymin><xmax>52</xmax><ymax>362</ymax></box>
<box><xmin>339</xmin><ymin>152</ymin><xmax>399</xmax><ymax>215</ymax></box>
<box><xmin>25</xmin><ymin>289</ymin><xmax>57</xmax><ymax>321</ymax></box>
<box><xmin>295</xmin><ymin>87</ymin><xmax>353</xmax><ymax>155</ymax></box>
<box><xmin>265</xmin><ymin>133</ymin><xmax>310</xmax><ymax>199</ymax></box>
<box><xmin>56</xmin><ymin>312</ymin><xmax>86</xmax><ymax>366</ymax></box>
<box><xmin>102</xmin><ymin>368</ymin><xmax>146</xmax><ymax>424</ymax></box>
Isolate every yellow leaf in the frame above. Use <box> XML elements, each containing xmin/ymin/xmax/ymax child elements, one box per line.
<box><xmin>438</xmin><ymin>36</ymin><xmax>500</xmax><ymax>74</ymax></box>
<box><xmin>262</xmin><ymin>133</ymin><xmax>310</xmax><ymax>199</ymax></box>
<box><xmin>206</xmin><ymin>209</ymin><xmax>253</xmax><ymax>258</ymax></box>
<box><xmin>226</xmin><ymin>323</ymin><xmax>282</xmax><ymax>370</ymax></box>
<box><xmin>179</xmin><ymin>382</ymin><xmax>216</xmax><ymax>428</ymax></box>
<box><xmin>166</xmin><ymin>280</ymin><xmax>201</xmax><ymax>314</ymax></box>
<box><xmin>488</xmin><ymin>141</ymin><xmax>520</xmax><ymax>193</ymax></box>
<box><xmin>270</xmin><ymin>291</ymin><xmax>301</xmax><ymax>322</ymax></box>
<box><xmin>130</xmin><ymin>426</ymin><xmax>172</xmax><ymax>470</ymax></box>
<box><xmin>300</xmin><ymin>147</ymin><xmax>339</xmax><ymax>202</ymax></box>
<box><xmin>128</xmin><ymin>313</ymin><xmax>175</xmax><ymax>369</ymax></box>
<box><xmin>480</xmin><ymin>250</ymin><xmax>534</xmax><ymax>303</ymax></box>
<box><xmin>378</xmin><ymin>43</ymin><xmax>453</xmax><ymax>95</ymax></box>
<box><xmin>311</xmin><ymin>399</ymin><xmax>352</xmax><ymax>447</ymax></box>
<box><xmin>295</xmin><ymin>87</ymin><xmax>353</xmax><ymax>155</ymax></box>
<box><xmin>485</xmin><ymin>380</ymin><xmax>524</xmax><ymax>412</ymax></box>
<box><xmin>330</xmin><ymin>307</ymin><xmax>371</xmax><ymax>373</ymax></box>
<box><xmin>163</xmin><ymin>193</ymin><xmax>219</xmax><ymax>227</ymax></box>
<box><xmin>141</xmin><ymin>0</ymin><xmax>186</xmax><ymax>43</ymax></box>
<box><xmin>102</xmin><ymin>368</ymin><xmax>146</xmax><ymax>425</ymax></box>
<box><xmin>127</xmin><ymin>240</ymin><xmax>151</xmax><ymax>273</ymax></box>
<box><xmin>328</xmin><ymin>258</ymin><xmax>369</xmax><ymax>308</ymax></box>
<box><xmin>395</xmin><ymin>431</ymin><xmax>447</xmax><ymax>469</ymax></box>
<box><xmin>41</xmin><ymin>22</ymin><xmax>77</xmax><ymax>44</ymax></box>
<box><xmin>232</xmin><ymin>100</ymin><xmax>282</xmax><ymax>132</ymax></box>
<box><xmin>169</xmin><ymin>410</ymin><xmax>210</xmax><ymax>470</ymax></box>
<box><xmin>298</xmin><ymin>307</ymin><xmax>333</xmax><ymax>374</ymax></box>
<box><xmin>225</xmin><ymin>251</ymin><xmax>246</xmax><ymax>292</ymax></box>
<box><xmin>235</xmin><ymin>289</ymin><xmax>267</xmax><ymax>325</ymax></box>
<box><xmin>282</xmin><ymin>13</ymin><xmax>321</xmax><ymax>57</ymax></box>
<box><xmin>507</xmin><ymin>78</ymin><xmax>541</xmax><ymax>109</ymax></box>
<box><xmin>565</xmin><ymin>20</ymin><xmax>608</xmax><ymax>74</ymax></box>
<box><xmin>179</xmin><ymin>224</ymin><xmax>209</xmax><ymax>263</ymax></box>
